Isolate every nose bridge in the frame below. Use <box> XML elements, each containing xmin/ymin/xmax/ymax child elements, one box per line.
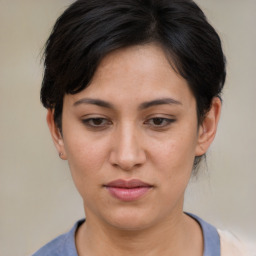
<box><xmin>110</xmin><ymin>121</ymin><xmax>145</xmax><ymax>170</ymax></box>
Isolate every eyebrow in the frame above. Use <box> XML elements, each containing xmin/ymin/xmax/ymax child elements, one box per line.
<box><xmin>73</xmin><ymin>98</ymin><xmax>114</xmax><ymax>108</ymax></box>
<box><xmin>73</xmin><ymin>97</ymin><xmax>182</xmax><ymax>109</ymax></box>
<box><xmin>138</xmin><ymin>98</ymin><xmax>182</xmax><ymax>110</ymax></box>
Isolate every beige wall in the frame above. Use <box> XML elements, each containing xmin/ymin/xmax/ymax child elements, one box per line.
<box><xmin>0</xmin><ymin>1</ymin><xmax>255</xmax><ymax>255</ymax></box>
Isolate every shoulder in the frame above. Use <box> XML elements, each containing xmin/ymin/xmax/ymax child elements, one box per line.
<box><xmin>218</xmin><ymin>229</ymin><xmax>252</xmax><ymax>256</ymax></box>
<box><xmin>31</xmin><ymin>233</ymin><xmax>68</xmax><ymax>256</ymax></box>
<box><xmin>186</xmin><ymin>213</ymin><xmax>220</xmax><ymax>255</ymax></box>
<box><xmin>31</xmin><ymin>220</ymin><xmax>84</xmax><ymax>256</ymax></box>
<box><xmin>186</xmin><ymin>213</ymin><xmax>253</xmax><ymax>256</ymax></box>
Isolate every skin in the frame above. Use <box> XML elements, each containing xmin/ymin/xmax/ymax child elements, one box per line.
<box><xmin>47</xmin><ymin>43</ymin><xmax>221</xmax><ymax>256</ymax></box>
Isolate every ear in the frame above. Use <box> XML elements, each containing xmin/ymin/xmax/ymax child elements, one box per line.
<box><xmin>195</xmin><ymin>97</ymin><xmax>222</xmax><ymax>156</ymax></box>
<box><xmin>46</xmin><ymin>109</ymin><xmax>67</xmax><ymax>160</ymax></box>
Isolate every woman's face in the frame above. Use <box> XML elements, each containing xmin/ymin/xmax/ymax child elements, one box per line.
<box><xmin>49</xmin><ymin>44</ymin><xmax>218</xmax><ymax>230</ymax></box>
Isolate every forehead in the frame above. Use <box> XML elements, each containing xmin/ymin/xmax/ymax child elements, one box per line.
<box><xmin>64</xmin><ymin>43</ymin><xmax>195</xmax><ymax>108</ymax></box>
<box><xmin>94</xmin><ymin>44</ymin><xmax>178</xmax><ymax>86</ymax></box>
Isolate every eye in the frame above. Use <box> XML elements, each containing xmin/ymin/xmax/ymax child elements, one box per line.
<box><xmin>145</xmin><ymin>117</ymin><xmax>175</xmax><ymax>128</ymax></box>
<box><xmin>82</xmin><ymin>117</ymin><xmax>112</xmax><ymax>129</ymax></box>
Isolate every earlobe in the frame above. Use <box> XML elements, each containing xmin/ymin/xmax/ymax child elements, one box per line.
<box><xmin>195</xmin><ymin>97</ymin><xmax>222</xmax><ymax>156</ymax></box>
<box><xmin>46</xmin><ymin>109</ymin><xmax>67</xmax><ymax>160</ymax></box>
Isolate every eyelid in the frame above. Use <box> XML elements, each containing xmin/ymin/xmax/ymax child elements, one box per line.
<box><xmin>144</xmin><ymin>113</ymin><xmax>176</xmax><ymax>121</ymax></box>
<box><xmin>81</xmin><ymin>113</ymin><xmax>111</xmax><ymax>121</ymax></box>
<box><xmin>144</xmin><ymin>116</ymin><xmax>176</xmax><ymax>128</ymax></box>
<box><xmin>81</xmin><ymin>116</ymin><xmax>113</xmax><ymax>129</ymax></box>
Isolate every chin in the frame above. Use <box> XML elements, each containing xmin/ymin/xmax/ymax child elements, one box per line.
<box><xmin>103</xmin><ymin>207</ymin><xmax>158</xmax><ymax>231</ymax></box>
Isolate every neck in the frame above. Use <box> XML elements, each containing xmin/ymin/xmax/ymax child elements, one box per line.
<box><xmin>76</xmin><ymin>210</ymin><xmax>203</xmax><ymax>256</ymax></box>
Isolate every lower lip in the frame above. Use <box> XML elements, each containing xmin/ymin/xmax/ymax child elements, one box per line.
<box><xmin>106</xmin><ymin>187</ymin><xmax>152</xmax><ymax>201</ymax></box>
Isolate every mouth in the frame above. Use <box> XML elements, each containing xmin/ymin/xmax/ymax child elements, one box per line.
<box><xmin>104</xmin><ymin>179</ymin><xmax>153</xmax><ymax>202</ymax></box>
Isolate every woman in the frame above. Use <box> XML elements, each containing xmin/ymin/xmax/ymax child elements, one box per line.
<box><xmin>33</xmin><ymin>0</ymin><xmax>247</xmax><ymax>255</ymax></box>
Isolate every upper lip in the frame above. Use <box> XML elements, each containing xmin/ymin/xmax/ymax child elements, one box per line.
<box><xmin>105</xmin><ymin>179</ymin><xmax>152</xmax><ymax>188</ymax></box>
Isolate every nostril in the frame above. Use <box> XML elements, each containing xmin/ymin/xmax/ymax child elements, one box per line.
<box><xmin>110</xmin><ymin>155</ymin><xmax>145</xmax><ymax>171</ymax></box>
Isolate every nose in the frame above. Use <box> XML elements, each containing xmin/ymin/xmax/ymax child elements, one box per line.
<box><xmin>109</xmin><ymin>123</ymin><xmax>146</xmax><ymax>171</ymax></box>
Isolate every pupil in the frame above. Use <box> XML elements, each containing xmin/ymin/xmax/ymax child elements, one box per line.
<box><xmin>93</xmin><ymin>118</ymin><xmax>103</xmax><ymax>125</ymax></box>
<box><xmin>153</xmin><ymin>118</ymin><xmax>163</xmax><ymax>125</ymax></box>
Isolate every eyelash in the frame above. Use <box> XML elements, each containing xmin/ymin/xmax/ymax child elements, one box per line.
<box><xmin>82</xmin><ymin>118</ymin><xmax>112</xmax><ymax>129</ymax></box>
<box><xmin>144</xmin><ymin>117</ymin><xmax>176</xmax><ymax>129</ymax></box>
<box><xmin>81</xmin><ymin>117</ymin><xmax>176</xmax><ymax>130</ymax></box>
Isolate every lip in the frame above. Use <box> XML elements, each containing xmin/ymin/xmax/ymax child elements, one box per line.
<box><xmin>104</xmin><ymin>179</ymin><xmax>153</xmax><ymax>202</ymax></box>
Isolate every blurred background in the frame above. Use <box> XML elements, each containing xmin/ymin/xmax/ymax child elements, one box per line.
<box><xmin>0</xmin><ymin>0</ymin><xmax>255</xmax><ymax>255</ymax></box>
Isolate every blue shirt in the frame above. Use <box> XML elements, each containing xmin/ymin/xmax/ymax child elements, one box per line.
<box><xmin>32</xmin><ymin>214</ymin><xmax>220</xmax><ymax>256</ymax></box>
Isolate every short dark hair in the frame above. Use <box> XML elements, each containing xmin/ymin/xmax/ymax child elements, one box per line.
<box><xmin>41</xmin><ymin>0</ymin><xmax>226</xmax><ymax>169</ymax></box>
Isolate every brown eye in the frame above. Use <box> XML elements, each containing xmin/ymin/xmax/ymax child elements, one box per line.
<box><xmin>90</xmin><ymin>118</ymin><xmax>105</xmax><ymax>126</ymax></box>
<box><xmin>82</xmin><ymin>118</ymin><xmax>112</xmax><ymax>129</ymax></box>
<box><xmin>152</xmin><ymin>118</ymin><xmax>165</xmax><ymax>126</ymax></box>
<box><xmin>145</xmin><ymin>117</ymin><xmax>176</xmax><ymax>128</ymax></box>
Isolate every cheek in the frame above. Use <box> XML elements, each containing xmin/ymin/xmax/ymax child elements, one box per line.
<box><xmin>155</xmin><ymin>143</ymin><xmax>194</xmax><ymax>190</ymax></box>
<box><xmin>150</xmin><ymin>135</ymin><xmax>197</xmax><ymax>206</ymax></box>
<box><xmin>63</xmin><ymin>133</ymin><xmax>110</xmax><ymax>193</ymax></box>
<box><xmin>151</xmin><ymin>131</ymin><xmax>198</xmax><ymax>173</ymax></box>
<box><xmin>149</xmin><ymin>125</ymin><xmax>198</xmax><ymax>192</ymax></box>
